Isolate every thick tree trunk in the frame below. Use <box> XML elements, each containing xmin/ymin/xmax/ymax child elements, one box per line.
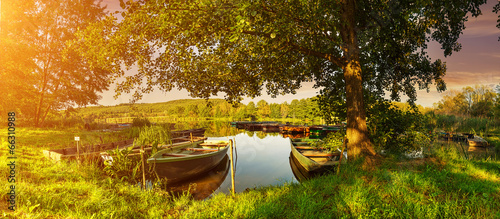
<box><xmin>35</xmin><ymin>91</ymin><xmax>45</xmax><ymax>127</ymax></box>
<box><xmin>341</xmin><ymin>0</ymin><xmax>377</xmax><ymax>168</ymax></box>
<box><xmin>343</xmin><ymin>59</ymin><xmax>377</xmax><ymax>161</ymax></box>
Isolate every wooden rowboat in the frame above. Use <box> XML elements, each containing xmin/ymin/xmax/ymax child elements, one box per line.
<box><xmin>467</xmin><ymin>136</ymin><xmax>489</xmax><ymax>147</ymax></box>
<box><xmin>289</xmin><ymin>152</ymin><xmax>312</xmax><ymax>182</ymax></box>
<box><xmin>43</xmin><ymin>139</ymin><xmax>134</xmax><ymax>161</ymax></box>
<box><xmin>167</xmin><ymin>155</ymin><xmax>230</xmax><ymax>200</ymax></box>
<box><xmin>290</xmin><ymin>138</ymin><xmax>345</xmax><ymax>172</ymax></box>
<box><xmin>100</xmin><ymin>136</ymin><xmax>207</xmax><ymax>164</ymax></box>
<box><xmin>147</xmin><ymin>140</ymin><xmax>231</xmax><ymax>184</ymax></box>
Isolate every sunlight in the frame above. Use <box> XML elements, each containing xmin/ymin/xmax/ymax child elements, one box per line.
<box><xmin>0</xmin><ymin>1</ymin><xmax>2</xmax><ymax>31</ymax></box>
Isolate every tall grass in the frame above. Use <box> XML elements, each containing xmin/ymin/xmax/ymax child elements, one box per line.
<box><xmin>0</xmin><ymin>132</ymin><xmax>183</xmax><ymax>218</ymax></box>
<box><xmin>180</xmin><ymin>143</ymin><xmax>500</xmax><ymax>218</ymax></box>
<box><xmin>2</xmin><ymin>127</ymin><xmax>499</xmax><ymax>218</ymax></box>
<box><xmin>434</xmin><ymin>115</ymin><xmax>499</xmax><ymax>136</ymax></box>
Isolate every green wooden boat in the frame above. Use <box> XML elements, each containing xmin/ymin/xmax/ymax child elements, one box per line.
<box><xmin>290</xmin><ymin>138</ymin><xmax>345</xmax><ymax>172</ymax></box>
<box><xmin>309</xmin><ymin>126</ymin><xmax>324</xmax><ymax>135</ymax></box>
<box><xmin>289</xmin><ymin>152</ymin><xmax>312</xmax><ymax>182</ymax></box>
<box><xmin>100</xmin><ymin>137</ymin><xmax>207</xmax><ymax>164</ymax></box>
<box><xmin>147</xmin><ymin>140</ymin><xmax>230</xmax><ymax>184</ymax></box>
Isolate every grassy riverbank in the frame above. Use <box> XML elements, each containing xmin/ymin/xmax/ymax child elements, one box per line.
<box><xmin>180</xmin><ymin>144</ymin><xmax>500</xmax><ymax>218</ymax></box>
<box><xmin>2</xmin><ymin>128</ymin><xmax>500</xmax><ymax>218</ymax></box>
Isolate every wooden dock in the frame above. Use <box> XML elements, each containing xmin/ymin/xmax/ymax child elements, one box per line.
<box><xmin>43</xmin><ymin>139</ymin><xmax>134</xmax><ymax>161</ymax></box>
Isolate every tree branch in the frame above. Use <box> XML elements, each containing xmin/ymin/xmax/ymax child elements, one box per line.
<box><xmin>240</xmin><ymin>30</ymin><xmax>344</xmax><ymax>67</ymax></box>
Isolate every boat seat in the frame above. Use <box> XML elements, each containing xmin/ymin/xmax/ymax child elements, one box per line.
<box><xmin>162</xmin><ymin>153</ymin><xmax>189</xmax><ymax>157</ymax></box>
<box><xmin>182</xmin><ymin>148</ymin><xmax>219</xmax><ymax>152</ymax></box>
<box><xmin>295</xmin><ymin>146</ymin><xmax>325</xmax><ymax>150</ymax></box>
<box><xmin>199</xmin><ymin>143</ymin><xmax>227</xmax><ymax>147</ymax></box>
<box><xmin>304</xmin><ymin>154</ymin><xmax>335</xmax><ymax>158</ymax></box>
<box><xmin>302</xmin><ymin>152</ymin><xmax>341</xmax><ymax>158</ymax></box>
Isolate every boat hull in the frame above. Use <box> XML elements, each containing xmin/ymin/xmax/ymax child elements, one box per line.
<box><xmin>43</xmin><ymin>139</ymin><xmax>134</xmax><ymax>161</ymax></box>
<box><xmin>167</xmin><ymin>155</ymin><xmax>230</xmax><ymax>200</ymax></box>
<box><xmin>290</xmin><ymin>141</ymin><xmax>323</xmax><ymax>172</ymax></box>
<box><xmin>148</xmin><ymin>141</ymin><xmax>229</xmax><ymax>184</ymax></box>
<box><xmin>290</xmin><ymin>138</ymin><xmax>343</xmax><ymax>172</ymax></box>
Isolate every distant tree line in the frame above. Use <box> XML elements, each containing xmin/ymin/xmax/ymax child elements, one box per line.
<box><xmin>89</xmin><ymin>98</ymin><xmax>323</xmax><ymax>122</ymax></box>
<box><xmin>37</xmin><ymin>97</ymin><xmax>325</xmax><ymax>128</ymax></box>
<box><xmin>434</xmin><ymin>84</ymin><xmax>500</xmax><ymax>119</ymax></box>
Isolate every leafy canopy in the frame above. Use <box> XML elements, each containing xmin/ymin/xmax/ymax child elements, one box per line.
<box><xmin>1</xmin><ymin>0</ymin><xmax>111</xmax><ymax>126</ymax></box>
<box><xmin>76</xmin><ymin>0</ymin><xmax>484</xmax><ymax>104</ymax></box>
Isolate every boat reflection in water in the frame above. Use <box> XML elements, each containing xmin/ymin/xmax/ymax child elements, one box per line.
<box><xmin>165</xmin><ymin>155</ymin><xmax>230</xmax><ymax>200</ymax></box>
<box><xmin>281</xmin><ymin>133</ymin><xmax>310</xmax><ymax>139</ymax></box>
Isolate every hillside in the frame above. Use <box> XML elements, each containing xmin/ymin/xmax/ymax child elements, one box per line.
<box><xmin>77</xmin><ymin>99</ymin><xmax>229</xmax><ymax>118</ymax></box>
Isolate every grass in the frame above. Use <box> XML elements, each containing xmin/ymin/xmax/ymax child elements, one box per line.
<box><xmin>181</xmin><ymin>147</ymin><xmax>500</xmax><ymax>218</ymax></box>
<box><xmin>1</xmin><ymin>141</ymin><xmax>180</xmax><ymax>218</ymax></box>
<box><xmin>1</xmin><ymin>127</ymin><xmax>499</xmax><ymax>218</ymax></box>
<box><xmin>0</xmin><ymin>127</ymin><xmax>134</xmax><ymax>151</ymax></box>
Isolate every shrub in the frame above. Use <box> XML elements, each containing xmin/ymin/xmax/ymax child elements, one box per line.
<box><xmin>367</xmin><ymin>100</ymin><xmax>429</xmax><ymax>154</ymax></box>
<box><xmin>132</xmin><ymin>117</ymin><xmax>151</xmax><ymax>127</ymax></box>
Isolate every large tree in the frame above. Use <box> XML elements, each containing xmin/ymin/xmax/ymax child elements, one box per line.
<box><xmin>0</xmin><ymin>0</ymin><xmax>111</xmax><ymax>127</ymax></box>
<box><xmin>75</xmin><ymin>0</ymin><xmax>486</xmax><ymax>165</ymax></box>
<box><xmin>257</xmin><ymin>100</ymin><xmax>271</xmax><ymax>118</ymax></box>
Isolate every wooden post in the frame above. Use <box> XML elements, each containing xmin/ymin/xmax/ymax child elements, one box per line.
<box><xmin>141</xmin><ymin>145</ymin><xmax>146</xmax><ymax>190</ymax></box>
<box><xmin>76</xmin><ymin>141</ymin><xmax>80</xmax><ymax>164</ymax></box>
<box><xmin>230</xmin><ymin>139</ymin><xmax>235</xmax><ymax>195</ymax></box>
<box><xmin>75</xmin><ymin>136</ymin><xmax>81</xmax><ymax>164</ymax></box>
<box><xmin>337</xmin><ymin>136</ymin><xmax>347</xmax><ymax>174</ymax></box>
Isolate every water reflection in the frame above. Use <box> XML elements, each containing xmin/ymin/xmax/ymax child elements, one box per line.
<box><xmin>175</xmin><ymin>120</ymin><xmax>242</xmax><ymax>137</ymax></box>
<box><xmin>166</xmin><ymin>155</ymin><xmax>230</xmax><ymax>200</ymax></box>
<box><xmin>281</xmin><ymin>133</ymin><xmax>310</xmax><ymax>139</ymax></box>
<box><xmin>164</xmin><ymin>121</ymin><xmax>336</xmax><ymax>199</ymax></box>
<box><xmin>160</xmin><ymin>123</ymin><xmax>298</xmax><ymax>199</ymax></box>
<box><xmin>220</xmin><ymin>132</ymin><xmax>297</xmax><ymax>193</ymax></box>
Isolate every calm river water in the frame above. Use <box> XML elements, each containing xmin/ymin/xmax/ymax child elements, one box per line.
<box><xmin>165</xmin><ymin>122</ymin><xmax>302</xmax><ymax>199</ymax></box>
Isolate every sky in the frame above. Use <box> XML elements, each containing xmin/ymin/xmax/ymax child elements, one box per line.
<box><xmin>97</xmin><ymin>0</ymin><xmax>500</xmax><ymax>108</ymax></box>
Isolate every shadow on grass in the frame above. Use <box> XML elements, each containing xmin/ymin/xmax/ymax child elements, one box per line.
<box><xmin>180</xmin><ymin>153</ymin><xmax>500</xmax><ymax>218</ymax></box>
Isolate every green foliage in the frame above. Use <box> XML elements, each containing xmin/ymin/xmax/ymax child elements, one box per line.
<box><xmin>321</xmin><ymin>130</ymin><xmax>346</xmax><ymax>152</ymax></box>
<box><xmin>135</xmin><ymin>124</ymin><xmax>172</xmax><ymax>149</ymax></box>
<box><xmin>126</xmin><ymin>127</ymin><xmax>142</xmax><ymax>139</ymax></box>
<box><xmin>103</xmin><ymin>147</ymin><xmax>143</xmax><ymax>183</ymax></box>
<box><xmin>280</xmin><ymin>102</ymin><xmax>290</xmax><ymax>119</ymax></box>
<box><xmin>74</xmin><ymin>0</ymin><xmax>487</xmax><ymax>157</ymax></box>
<box><xmin>256</xmin><ymin>100</ymin><xmax>271</xmax><ymax>119</ymax></box>
<box><xmin>186</xmin><ymin>104</ymin><xmax>199</xmax><ymax>117</ymax></box>
<box><xmin>74</xmin><ymin>0</ymin><xmax>486</xmax><ymax>106</ymax></box>
<box><xmin>246</xmin><ymin>102</ymin><xmax>257</xmax><ymax>117</ymax></box>
<box><xmin>269</xmin><ymin>103</ymin><xmax>281</xmax><ymax>119</ymax></box>
<box><xmin>0</xmin><ymin>0</ymin><xmax>111</xmax><ymax>127</ymax></box>
<box><xmin>430</xmin><ymin>114</ymin><xmax>500</xmax><ymax>136</ymax></box>
<box><xmin>132</xmin><ymin>117</ymin><xmax>151</xmax><ymax>127</ymax></box>
<box><xmin>367</xmin><ymin>100</ymin><xmax>429</xmax><ymax>153</ymax></box>
<box><xmin>434</xmin><ymin>85</ymin><xmax>498</xmax><ymax>118</ymax></box>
